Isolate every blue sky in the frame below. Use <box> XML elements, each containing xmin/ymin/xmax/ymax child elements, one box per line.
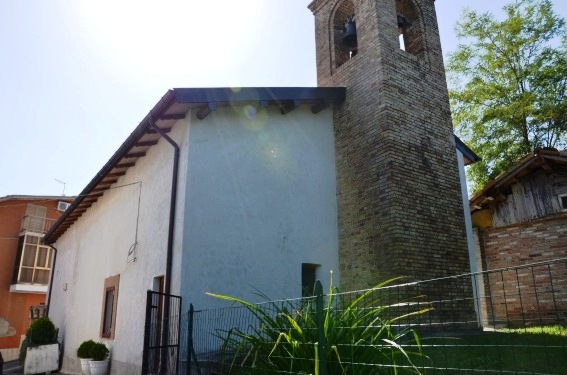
<box><xmin>1</xmin><ymin>0</ymin><xmax>566</xmax><ymax>197</ymax></box>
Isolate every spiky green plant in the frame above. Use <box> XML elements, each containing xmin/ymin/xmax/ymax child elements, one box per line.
<box><xmin>207</xmin><ymin>275</ymin><xmax>431</xmax><ymax>374</ymax></box>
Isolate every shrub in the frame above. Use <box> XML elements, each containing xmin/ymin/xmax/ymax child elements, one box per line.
<box><xmin>77</xmin><ymin>339</ymin><xmax>96</xmax><ymax>358</ymax></box>
<box><xmin>26</xmin><ymin>317</ymin><xmax>58</xmax><ymax>346</ymax></box>
<box><xmin>19</xmin><ymin>317</ymin><xmax>59</xmax><ymax>365</ymax></box>
<box><xmin>18</xmin><ymin>336</ymin><xmax>30</xmax><ymax>365</ymax></box>
<box><xmin>90</xmin><ymin>342</ymin><xmax>109</xmax><ymax>361</ymax></box>
<box><xmin>207</xmin><ymin>275</ymin><xmax>431</xmax><ymax>375</ymax></box>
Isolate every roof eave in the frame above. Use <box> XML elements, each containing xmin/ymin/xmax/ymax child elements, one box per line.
<box><xmin>43</xmin><ymin>87</ymin><xmax>346</xmax><ymax>244</ymax></box>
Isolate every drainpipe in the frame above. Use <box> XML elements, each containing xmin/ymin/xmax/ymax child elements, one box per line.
<box><xmin>149</xmin><ymin>114</ymin><xmax>179</xmax><ymax>375</ymax></box>
<box><xmin>45</xmin><ymin>245</ymin><xmax>58</xmax><ymax>317</ymax></box>
<box><xmin>148</xmin><ymin>114</ymin><xmax>179</xmax><ymax>297</ymax></box>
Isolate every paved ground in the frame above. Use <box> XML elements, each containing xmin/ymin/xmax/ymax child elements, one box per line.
<box><xmin>2</xmin><ymin>360</ymin><xmax>65</xmax><ymax>374</ymax></box>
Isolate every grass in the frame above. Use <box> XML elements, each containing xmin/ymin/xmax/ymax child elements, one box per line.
<box><xmin>416</xmin><ymin>325</ymin><xmax>567</xmax><ymax>375</ymax></box>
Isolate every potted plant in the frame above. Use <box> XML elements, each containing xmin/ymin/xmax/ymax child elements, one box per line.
<box><xmin>19</xmin><ymin>317</ymin><xmax>60</xmax><ymax>374</ymax></box>
<box><xmin>89</xmin><ymin>342</ymin><xmax>110</xmax><ymax>375</ymax></box>
<box><xmin>77</xmin><ymin>339</ymin><xmax>96</xmax><ymax>374</ymax></box>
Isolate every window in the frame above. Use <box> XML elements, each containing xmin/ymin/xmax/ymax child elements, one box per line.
<box><xmin>21</xmin><ymin>204</ymin><xmax>47</xmax><ymax>233</ymax></box>
<box><xmin>559</xmin><ymin>194</ymin><xmax>567</xmax><ymax>211</ymax></box>
<box><xmin>302</xmin><ymin>263</ymin><xmax>320</xmax><ymax>297</ymax></box>
<box><xmin>12</xmin><ymin>234</ymin><xmax>53</xmax><ymax>285</ymax></box>
<box><xmin>100</xmin><ymin>275</ymin><xmax>120</xmax><ymax>339</ymax></box>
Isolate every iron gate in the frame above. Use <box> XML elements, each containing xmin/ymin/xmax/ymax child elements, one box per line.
<box><xmin>142</xmin><ymin>290</ymin><xmax>182</xmax><ymax>375</ymax></box>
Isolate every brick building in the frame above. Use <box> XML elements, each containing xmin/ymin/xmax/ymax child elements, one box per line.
<box><xmin>470</xmin><ymin>149</ymin><xmax>567</xmax><ymax>326</ymax></box>
<box><xmin>0</xmin><ymin>195</ymin><xmax>72</xmax><ymax>361</ymax></box>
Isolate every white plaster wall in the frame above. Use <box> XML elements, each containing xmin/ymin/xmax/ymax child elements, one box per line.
<box><xmin>180</xmin><ymin>104</ymin><xmax>340</xmax><ymax>310</ymax></box>
<box><xmin>457</xmin><ymin>147</ymin><xmax>480</xmax><ymax>324</ymax></box>
<box><xmin>49</xmin><ymin>103</ymin><xmax>339</xmax><ymax>373</ymax></box>
<box><xmin>49</xmin><ymin>121</ymin><xmax>189</xmax><ymax>375</ymax></box>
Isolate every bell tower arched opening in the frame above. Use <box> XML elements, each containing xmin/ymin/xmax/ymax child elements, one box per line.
<box><xmin>396</xmin><ymin>0</ymin><xmax>424</xmax><ymax>58</ymax></box>
<box><xmin>332</xmin><ymin>0</ymin><xmax>356</xmax><ymax>69</ymax></box>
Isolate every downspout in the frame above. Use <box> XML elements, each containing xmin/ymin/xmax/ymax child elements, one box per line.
<box><xmin>45</xmin><ymin>245</ymin><xmax>58</xmax><ymax>317</ymax></box>
<box><xmin>149</xmin><ymin>113</ymin><xmax>179</xmax><ymax>375</ymax></box>
<box><xmin>148</xmin><ymin>114</ymin><xmax>179</xmax><ymax>296</ymax></box>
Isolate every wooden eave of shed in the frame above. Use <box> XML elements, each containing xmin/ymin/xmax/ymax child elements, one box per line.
<box><xmin>43</xmin><ymin>87</ymin><xmax>346</xmax><ymax>244</ymax></box>
<box><xmin>469</xmin><ymin>149</ymin><xmax>567</xmax><ymax>213</ymax></box>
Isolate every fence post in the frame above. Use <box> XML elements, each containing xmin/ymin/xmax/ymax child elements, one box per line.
<box><xmin>187</xmin><ymin>304</ymin><xmax>193</xmax><ymax>375</ymax></box>
<box><xmin>315</xmin><ymin>280</ymin><xmax>327</xmax><ymax>375</ymax></box>
<box><xmin>141</xmin><ymin>290</ymin><xmax>152</xmax><ymax>375</ymax></box>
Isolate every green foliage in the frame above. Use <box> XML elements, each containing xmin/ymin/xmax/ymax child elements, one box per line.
<box><xmin>77</xmin><ymin>339</ymin><xmax>96</xmax><ymax>358</ymax></box>
<box><xmin>207</xmin><ymin>276</ymin><xmax>431</xmax><ymax>374</ymax></box>
<box><xmin>18</xmin><ymin>336</ymin><xmax>31</xmax><ymax>365</ymax></box>
<box><xmin>18</xmin><ymin>317</ymin><xmax>59</xmax><ymax>365</ymax></box>
<box><xmin>26</xmin><ymin>317</ymin><xmax>58</xmax><ymax>346</ymax></box>
<box><xmin>419</xmin><ymin>327</ymin><xmax>567</xmax><ymax>374</ymax></box>
<box><xmin>447</xmin><ymin>0</ymin><xmax>567</xmax><ymax>193</ymax></box>
<box><xmin>89</xmin><ymin>342</ymin><xmax>109</xmax><ymax>361</ymax></box>
<box><xmin>502</xmin><ymin>324</ymin><xmax>567</xmax><ymax>336</ymax></box>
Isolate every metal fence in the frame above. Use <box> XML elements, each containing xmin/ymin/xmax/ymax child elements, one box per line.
<box><xmin>142</xmin><ymin>290</ymin><xmax>183</xmax><ymax>375</ymax></box>
<box><xmin>177</xmin><ymin>258</ymin><xmax>567</xmax><ymax>375</ymax></box>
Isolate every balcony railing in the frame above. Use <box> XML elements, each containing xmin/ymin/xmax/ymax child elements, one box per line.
<box><xmin>20</xmin><ymin>215</ymin><xmax>56</xmax><ymax>234</ymax></box>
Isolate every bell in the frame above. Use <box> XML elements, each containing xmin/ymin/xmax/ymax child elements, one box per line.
<box><xmin>397</xmin><ymin>14</ymin><xmax>411</xmax><ymax>29</ymax></box>
<box><xmin>342</xmin><ymin>17</ymin><xmax>357</xmax><ymax>48</ymax></box>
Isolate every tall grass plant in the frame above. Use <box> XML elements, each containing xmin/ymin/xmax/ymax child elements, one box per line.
<box><xmin>207</xmin><ymin>275</ymin><xmax>431</xmax><ymax>374</ymax></box>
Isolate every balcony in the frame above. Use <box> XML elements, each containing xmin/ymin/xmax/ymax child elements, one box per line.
<box><xmin>20</xmin><ymin>215</ymin><xmax>56</xmax><ymax>235</ymax></box>
<box><xmin>10</xmin><ymin>233</ymin><xmax>52</xmax><ymax>294</ymax></box>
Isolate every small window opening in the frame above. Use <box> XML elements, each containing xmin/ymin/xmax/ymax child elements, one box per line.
<box><xmin>559</xmin><ymin>194</ymin><xmax>567</xmax><ymax>211</ymax></box>
<box><xmin>100</xmin><ymin>275</ymin><xmax>120</xmax><ymax>339</ymax></box>
<box><xmin>102</xmin><ymin>289</ymin><xmax>115</xmax><ymax>336</ymax></box>
<box><xmin>302</xmin><ymin>263</ymin><xmax>320</xmax><ymax>297</ymax></box>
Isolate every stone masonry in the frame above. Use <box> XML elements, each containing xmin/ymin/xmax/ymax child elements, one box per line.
<box><xmin>309</xmin><ymin>0</ymin><xmax>470</xmax><ymax>293</ymax></box>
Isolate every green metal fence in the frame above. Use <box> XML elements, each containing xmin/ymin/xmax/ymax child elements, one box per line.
<box><xmin>179</xmin><ymin>258</ymin><xmax>567</xmax><ymax>375</ymax></box>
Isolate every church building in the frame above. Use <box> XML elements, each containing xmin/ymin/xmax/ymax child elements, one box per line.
<box><xmin>44</xmin><ymin>1</ymin><xmax>477</xmax><ymax>373</ymax></box>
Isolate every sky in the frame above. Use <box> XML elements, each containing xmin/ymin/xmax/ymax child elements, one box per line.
<box><xmin>1</xmin><ymin>0</ymin><xmax>566</xmax><ymax>198</ymax></box>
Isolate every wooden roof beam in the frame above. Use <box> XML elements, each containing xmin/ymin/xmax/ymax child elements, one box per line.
<box><xmin>135</xmin><ymin>140</ymin><xmax>159</xmax><ymax>147</ymax></box>
<box><xmin>280</xmin><ymin>100</ymin><xmax>300</xmax><ymax>115</ymax></box>
<box><xmin>116</xmin><ymin>162</ymin><xmax>135</xmax><ymax>169</ymax></box>
<box><xmin>159</xmin><ymin>113</ymin><xmax>186</xmax><ymax>120</ymax></box>
<box><xmin>124</xmin><ymin>152</ymin><xmax>146</xmax><ymax>159</ymax></box>
<box><xmin>196</xmin><ymin>102</ymin><xmax>217</xmax><ymax>120</ymax></box>
<box><xmin>311</xmin><ymin>100</ymin><xmax>329</xmax><ymax>114</ymax></box>
<box><xmin>146</xmin><ymin>127</ymin><xmax>172</xmax><ymax>135</ymax></box>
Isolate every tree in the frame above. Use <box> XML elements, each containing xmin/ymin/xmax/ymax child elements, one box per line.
<box><xmin>447</xmin><ymin>0</ymin><xmax>567</xmax><ymax>193</ymax></box>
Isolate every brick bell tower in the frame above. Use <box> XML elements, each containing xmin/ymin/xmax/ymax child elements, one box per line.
<box><xmin>309</xmin><ymin>0</ymin><xmax>470</xmax><ymax>291</ymax></box>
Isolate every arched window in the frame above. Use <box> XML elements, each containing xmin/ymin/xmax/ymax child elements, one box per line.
<box><xmin>396</xmin><ymin>0</ymin><xmax>424</xmax><ymax>57</ymax></box>
<box><xmin>333</xmin><ymin>0</ymin><xmax>356</xmax><ymax>68</ymax></box>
